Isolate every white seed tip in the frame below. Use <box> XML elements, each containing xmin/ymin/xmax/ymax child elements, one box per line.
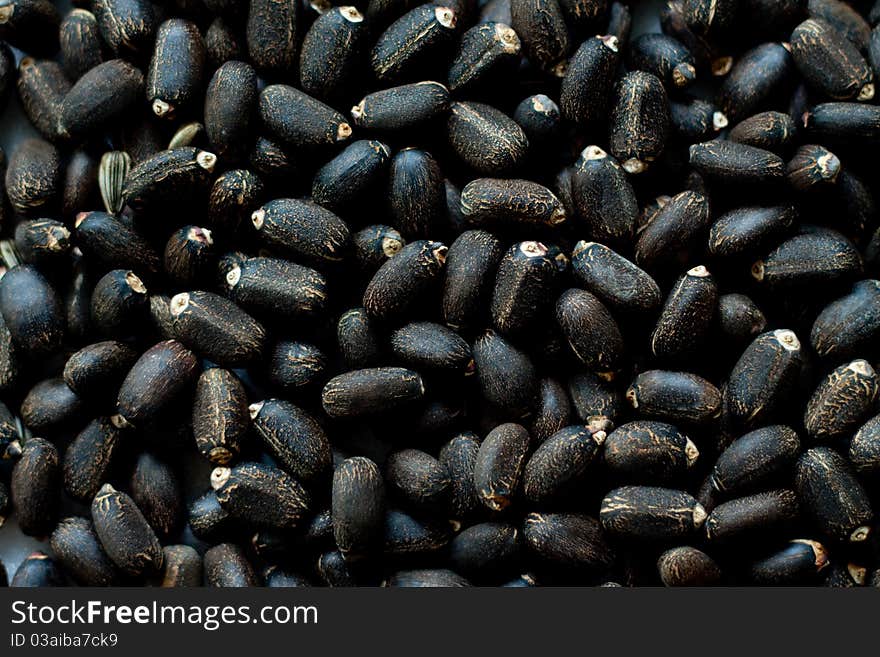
<box><xmin>773</xmin><ymin>329</ymin><xmax>800</xmax><ymax>351</ymax></box>
<box><xmin>248</xmin><ymin>401</ymin><xmax>264</xmax><ymax>419</ymax></box>
<box><xmin>169</xmin><ymin>292</ymin><xmax>190</xmax><ymax>317</ymax></box>
<box><xmin>225</xmin><ymin>265</ymin><xmax>242</xmax><ymax>287</ymax></box>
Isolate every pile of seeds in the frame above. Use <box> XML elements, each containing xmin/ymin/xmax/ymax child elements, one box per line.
<box><xmin>0</xmin><ymin>0</ymin><xmax>879</xmax><ymax>587</ymax></box>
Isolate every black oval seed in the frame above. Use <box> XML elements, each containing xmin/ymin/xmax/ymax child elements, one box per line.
<box><xmin>169</xmin><ymin>290</ymin><xmax>266</xmax><ymax>367</ymax></box>
<box><xmin>522</xmin><ymin>424</ymin><xmax>606</xmax><ymax>504</ymax></box>
<box><xmin>717</xmin><ymin>43</ymin><xmax>795</xmax><ymax>122</ymax></box>
<box><xmin>474</xmin><ymin>422</ymin><xmax>530</xmax><ymax>511</ymax></box>
<box><xmin>90</xmin><ymin>269</ymin><xmax>148</xmax><ymax>337</ymax></box>
<box><xmin>191</xmin><ymin>368</ymin><xmax>248</xmax><ymax>466</ymax></box>
<box><xmin>729</xmin><ymin>111</ymin><xmax>797</xmax><ymax>152</ymax></box>
<box><xmin>63</xmin><ymin>416</ymin><xmax>126</xmax><ymax>502</ymax></box>
<box><xmin>121</xmin><ymin>147</ymin><xmax>216</xmax><ymax>211</ymax></box>
<box><xmin>91</xmin><ymin>483</ymin><xmax>164</xmax><ymax>577</ymax></box>
<box><xmin>850</xmin><ymin>415</ymin><xmax>880</xmax><ymax>474</ymax></box>
<box><xmin>796</xmin><ymin>447</ymin><xmax>873</xmax><ymax>543</ymax></box>
<box><xmin>387</xmin><ymin>148</ymin><xmax>445</xmax><ymax>239</ymax></box>
<box><xmin>604</xmin><ymin>421</ymin><xmax>699</xmax><ymax>483</ymax></box>
<box><xmin>561</xmin><ymin>35</ymin><xmax>620</xmax><ymax>125</ymax></box>
<box><xmin>363</xmin><ymin>240</ymin><xmax>447</xmax><ymax>322</ymax></box>
<box><xmin>689</xmin><ymin>140</ymin><xmax>786</xmax><ymax>186</ymax></box>
<box><xmin>627</xmin><ymin>371</ymin><xmax>721</xmax><ymax>425</ymax></box>
<box><xmin>0</xmin><ymin>264</ymin><xmax>64</xmax><ymax>357</ymax></box>
<box><xmin>803</xmin><ymin>102</ymin><xmax>880</xmax><ymax>144</ymax></box>
<box><xmin>353</xmin><ymin>225</ymin><xmax>405</xmax><ymax>273</ymax></box>
<box><xmin>571</xmin><ymin>241</ymin><xmax>661</xmax><ymax>313</ymax></box>
<box><xmin>188</xmin><ymin>490</ymin><xmax>237</xmax><ymax>542</ymax></box>
<box><xmin>300</xmin><ymin>6</ymin><xmax>367</xmax><ymax>102</ymax></box>
<box><xmin>5</xmin><ymin>138</ymin><xmax>60</xmax><ymax>216</ymax></box>
<box><xmin>59</xmin><ymin>9</ymin><xmax>105</xmax><ymax>81</ymax></box>
<box><xmin>259</xmin><ymin>84</ymin><xmax>352</xmax><ymax>150</ymax></box>
<box><xmin>204</xmin><ymin>61</ymin><xmax>258</xmax><ymax>162</ymax></box>
<box><xmin>130</xmin><ymin>452</ymin><xmax>182</xmax><ymax>540</ymax></box>
<box><xmin>523</xmin><ymin>512</ymin><xmax>615</xmax><ymax>573</ymax></box>
<box><xmin>92</xmin><ymin>0</ymin><xmax>157</xmax><ymax>57</ymax></box>
<box><xmin>74</xmin><ymin>211</ymin><xmax>161</xmax><ymax>278</ymax></box>
<box><xmin>251</xmin><ymin>198</ymin><xmax>350</xmax><ymax>267</ymax></box>
<box><xmin>810</xmin><ymin>279</ymin><xmax>880</xmax><ymax>361</ymax></box>
<box><xmin>146</xmin><ymin>19</ymin><xmax>205</xmax><ymax>119</ymax></box>
<box><xmin>0</xmin><ymin>0</ymin><xmax>60</xmax><ymax>56</ymax></box>
<box><xmin>250</xmin><ymin>398</ymin><xmax>331</xmax><ymax>485</ymax></box>
<box><xmin>657</xmin><ymin>546</ymin><xmax>721</xmax><ymax>586</ymax></box>
<box><xmin>371</xmin><ymin>5</ymin><xmax>458</xmax><ymax>83</ymax></box>
<box><xmin>441</xmin><ymin>229</ymin><xmax>503</xmax><ymax>331</ymax></box>
<box><xmin>14</xmin><ymin>218</ymin><xmax>71</xmax><ymax>266</ymax></box>
<box><xmin>386</xmin><ymin>448</ymin><xmax>449</xmax><ymax>510</ymax></box>
<box><xmin>204</xmin><ymin>543</ymin><xmax>258</xmax><ymax>587</ymax></box>
<box><xmin>389</xmin><ymin>321</ymin><xmax>472</xmax><ymax>374</ymax></box>
<box><xmin>600</xmin><ymin>486</ymin><xmax>707</xmax><ymax>541</ymax></box>
<box><xmin>11</xmin><ymin>437</ymin><xmax>60</xmax><ymax>537</ymax></box>
<box><xmin>447</xmin><ymin>22</ymin><xmax>521</xmax><ymax>93</ymax></box>
<box><xmin>212</xmin><ymin>461</ymin><xmax>311</xmax><ymax>530</ymax></box>
<box><xmin>17</xmin><ymin>59</ymin><xmax>70</xmax><ymax>142</ymax></box>
<box><xmin>752</xmin><ymin>228</ymin><xmax>862</xmax><ymax>291</ymax></box>
<box><xmin>332</xmin><ymin>456</ymin><xmax>385</xmax><ymax>561</ymax></box>
<box><xmin>474</xmin><ymin>330</ymin><xmax>538</xmax><ymax>416</ymax></box>
<box><xmin>787</xmin><ymin>144</ymin><xmax>841</xmax><ymax>191</ymax></box>
<box><xmin>749</xmin><ymin>539</ymin><xmax>830</xmax><ymax>585</ymax></box>
<box><xmin>711</xmin><ymin>425</ymin><xmax>801</xmax><ymax>495</ymax></box>
<box><xmin>50</xmin><ymin>516</ymin><xmax>120</xmax><ymax>586</ymax></box>
<box><xmin>628</xmin><ymin>33</ymin><xmax>696</xmax><ymax>89</ymax></box>
<box><xmin>650</xmin><ymin>266</ymin><xmax>718</xmax><ymax>361</ymax></box>
<box><xmin>609</xmin><ymin>71</ymin><xmax>671</xmax><ymax>174</ymax></box>
<box><xmin>447</xmin><ymin>101</ymin><xmax>529</xmax><ymax>175</ymax></box>
<box><xmin>160</xmin><ymin>545</ymin><xmax>202</xmax><ymax>587</ymax></box>
<box><xmin>705</xmin><ymin>489</ymin><xmax>800</xmax><ymax>543</ymax></box>
<box><xmin>708</xmin><ymin>205</ymin><xmax>797</xmax><ymax>258</ymax></box>
<box><xmin>462</xmin><ymin>179</ymin><xmax>566</xmax><ymax>230</ymax></box>
<box><xmin>490</xmin><ymin>241</ymin><xmax>562</xmax><ymax>339</ymax></box>
<box><xmin>337</xmin><ymin>307</ymin><xmax>382</xmax><ymax>369</ymax></box>
<box><xmin>634</xmin><ymin>190</ymin><xmax>711</xmax><ymax>271</ymax></box>
<box><xmin>803</xmin><ymin>359</ymin><xmax>879</xmax><ymax>442</ymax></box>
<box><xmin>439</xmin><ymin>432</ymin><xmax>481</xmax><ymax>519</ymax></box>
<box><xmin>117</xmin><ymin>340</ymin><xmax>199</xmax><ymax>426</ymax></box>
<box><xmin>10</xmin><ymin>552</ymin><xmax>65</xmax><ymax>587</ymax></box>
<box><xmin>164</xmin><ymin>226</ymin><xmax>215</xmax><ymax>287</ymax></box>
<box><xmin>791</xmin><ymin>18</ymin><xmax>874</xmax><ymax>101</ymax></box>
<box><xmin>510</xmin><ymin>0</ymin><xmax>568</xmax><ymax>69</ymax></box>
<box><xmin>246</xmin><ymin>0</ymin><xmax>299</xmax><ymax>76</ymax></box>
<box><xmin>449</xmin><ymin>522</ymin><xmax>520</xmax><ymax>581</ymax></box>
<box><xmin>352</xmin><ymin>81</ymin><xmax>450</xmax><ymax>132</ymax></box>
<box><xmin>59</xmin><ymin>59</ymin><xmax>144</xmax><ymax>140</ymax></box>
<box><xmin>556</xmin><ymin>288</ymin><xmax>625</xmax><ymax>373</ymax></box>
<box><xmin>313</xmin><ymin>140</ymin><xmax>391</xmax><ymax>212</ymax></box>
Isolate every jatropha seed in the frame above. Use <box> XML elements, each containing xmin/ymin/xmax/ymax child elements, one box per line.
<box><xmin>0</xmin><ymin>0</ymin><xmax>878</xmax><ymax>590</ymax></box>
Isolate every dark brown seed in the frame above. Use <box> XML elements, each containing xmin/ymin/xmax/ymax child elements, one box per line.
<box><xmin>442</xmin><ymin>230</ymin><xmax>504</xmax><ymax>331</ymax></box>
<box><xmin>90</xmin><ymin>269</ymin><xmax>148</xmax><ymax>337</ymax></box>
<box><xmin>146</xmin><ymin>18</ymin><xmax>205</xmax><ymax>119</ymax></box>
<box><xmin>752</xmin><ymin>228</ymin><xmax>863</xmax><ymax>291</ymax></box>
<box><xmin>717</xmin><ymin>43</ymin><xmax>795</xmax><ymax>122</ymax></box>
<box><xmin>522</xmin><ymin>424</ymin><xmax>606</xmax><ymax>504</ymax></box>
<box><xmin>59</xmin><ymin>59</ymin><xmax>144</xmax><ymax>140</ymax></box>
<box><xmin>251</xmin><ymin>198</ymin><xmax>350</xmax><ymax>267</ymax></box>
<box><xmin>787</xmin><ymin>144</ymin><xmax>841</xmax><ymax>191</ymax></box>
<box><xmin>5</xmin><ymin>138</ymin><xmax>60</xmax><ymax>216</ymax></box>
<box><xmin>650</xmin><ymin>266</ymin><xmax>718</xmax><ymax>360</ymax></box>
<box><xmin>705</xmin><ymin>489</ymin><xmax>800</xmax><ymax>543</ymax></box>
<box><xmin>74</xmin><ymin>211</ymin><xmax>161</xmax><ymax>278</ymax></box>
<box><xmin>710</xmin><ymin>425</ymin><xmax>801</xmax><ymax>495</ymax></box>
<box><xmin>449</xmin><ymin>522</ymin><xmax>520</xmax><ymax>581</ymax></box>
<box><xmin>388</xmin><ymin>148</ymin><xmax>446</xmax><ymax>239</ymax></box>
<box><xmin>389</xmin><ymin>321</ymin><xmax>472</xmax><ymax>374</ymax></box>
<box><xmin>17</xmin><ymin>59</ymin><xmax>70</xmax><ymax>142</ymax></box>
<box><xmin>363</xmin><ymin>240</ymin><xmax>447</xmax><ymax>322</ymax></box>
<box><xmin>259</xmin><ymin>84</ymin><xmax>352</xmax><ymax>150</ymax></box>
<box><xmin>130</xmin><ymin>452</ymin><xmax>182</xmax><ymax>540</ymax></box>
<box><xmin>0</xmin><ymin>264</ymin><xmax>64</xmax><ymax>356</ymax></box>
<box><xmin>300</xmin><ymin>6</ymin><xmax>367</xmax><ymax>102</ymax></box>
<box><xmin>627</xmin><ymin>371</ymin><xmax>721</xmax><ymax>425</ymax></box>
<box><xmin>59</xmin><ymin>9</ymin><xmax>105</xmax><ymax>81</ymax></box>
<box><xmin>117</xmin><ymin>340</ymin><xmax>199</xmax><ymax>426</ymax></box>
<box><xmin>560</xmin><ymin>35</ymin><xmax>620</xmax><ymax>124</ymax></box>
<box><xmin>571</xmin><ymin>241</ymin><xmax>661</xmax><ymax>313</ymax></box>
<box><xmin>246</xmin><ymin>0</ymin><xmax>299</xmax><ymax>76</ymax></box>
<box><xmin>510</xmin><ymin>0</ymin><xmax>568</xmax><ymax>69</ymax></box>
<box><xmin>600</xmin><ymin>486</ymin><xmax>707</xmax><ymax>541</ymax></box>
<box><xmin>850</xmin><ymin>415</ymin><xmax>880</xmax><ymax>474</ymax></box>
<box><xmin>250</xmin><ymin>398</ymin><xmax>331</xmax><ymax>485</ymax></box>
<box><xmin>804</xmin><ymin>359</ymin><xmax>879</xmax><ymax>442</ymax></box>
<box><xmin>169</xmin><ymin>290</ymin><xmax>266</xmax><ymax>367</ymax></box>
<box><xmin>164</xmin><ymin>226</ymin><xmax>215</xmax><ymax>287</ymax></box>
<box><xmin>729</xmin><ymin>111</ymin><xmax>797</xmax><ymax>151</ymax></box>
<box><xmin>204</xmin><ymin>61</ymin><xmax>258</xmax><ymax>162</ymax></box>
<box><xmin>634</xmin><ymin>190</ymin><xmax>711</xmax><ymax>271</ymax></box>
<box><xmin>447</xmin><ymin>101</ymin><xmax>529</xmax><ymax>175</ymax></box>
<box><xmin>204</xmin><ymin>543</ymin><xmax>258</xmax><ymax>587</ymax></box>
<box><xmin>121</xmin><ymin>147</ymin><xmax>217</xmax><ymax>211</ymax></box>
<box><xmin>160</xmin><ymin>545</ymin><xmax>202</xmax><ymax>587</ymax></box>
<box><xmin>657</xmin><ymin>547</ymin><xmax>721</xmax><ymax>586</ymax></box>
<box><xmin>604</xmin><ymin>421</ymin><xmax>699</xmax><ymax>483</ymax></box>
<box><xmin>796</xmin><ymin>447</ymin><xmax>873</xmax><ymax>543</ymax></box>
<box><xmin>352</xmin><ymin>81</ymin><xmax>450</xmax><ymax>131</ymax></box>
<box><xmin>474</xmin><ymin>422</ymin><xmax>530</xmax><ymax>512</ymax></box>
<box><xmin>50</xmin><ymin>516</ymin><xmax>119</xmax><ymax>586</ymax></box>
<box><xmin>439</xmin><ymin>432</ymin><xmax>481</xmax><ymax>519</ymax></box>
<box><xmin>474</xmin><ymin>330</ymin><xmax>538</xmax><ymax>416</ymax></box>
<box><xmin>790</xmin><ymin>18</ymin><xmax>874</xmax><ymax>102</ymax></box>
<box><xmin>523</xmin><ymin>512</ymin><xmax>615</xmax><ymax>572</ymax></box>
<box><xmin>689</xmin><ymin>140</ymin><xmax>786</xmax><ymax>186</ymax></box>
<box><xmin>322</xmin><ymin>367</ymin><xmax>424</xmax><ymax>418</ymax></box>
<box><xmin>371</xmin><ymin>5</ymin><xmax>458</xmax><ymax>83</ymax></box>
<box><xmin>447</xmin><ymin>22</ymin><xmax>521</xmax><ymax>93</ymax></box>
<box><xmin>11</xmin><ymin>437</ymin><xmax>60</xmax><ymax>537</ymax></box>
<box><xmin>268</xmin><ymin>341</ymin><xmax>327</xmax><ymax>393</ymax></box>
<box><xmin>212</xmin><ymin>461</ymin><xmax>312</xmax><ymax>530</ymax></box>
<box><xmin>708</xmin><ymin>205</ymin><xmax>798</xmax><ymax>258</ymax></box>
<box><xmin>207</xmin><ymin>169</ymin><xmax>265</xmax><ymax>233</ymax></box>
<box><xmin>461</xmin><ymin>179</ymin><xmax>566</xmax><ymax>229</ymax></box>
<box><xmin>337</xmin><ymin>308</ymin><xmax>382</xmax><ymax>369</ymax></box>
<box><xmin>609</xmin><ymin>71</ymin><xmax>671</xmax><ymax>174</ymax></box>
<box><xmin>192</xmin><ymin>368</ymin><xmax>248</xmax><ymax>465</ymax></box>
<box><xmin>63</xmin><ymin>416</ymin><xmax>126</xmax><ymax>502</ymax></box>
<box><xmin>332</xmin><ymin>456</ymin><xmax>386</xmax><ymax>561</ymax></box>
<box><xmin>750</xmin><ymin>539</ymin><xmax>830</xmax><ymax>584</ymax></box>
<box><xmin>556</xmin><ymin>288</ymin><xmax>625</xmax><ymax>373</ymax></box>
<box><xmin>386</xmin><ymin>448</ymin><xmax>450</xmax><ymax>510</ymax></box>
<box><xmin>91</xmin><ymin>483</ymin><xmax>164</xmax><ymax>576</ymax></box>
<box><xmin>14</xmin><ymin>218</ymin><xmax>71</xmax><ymax>265</ymax></box>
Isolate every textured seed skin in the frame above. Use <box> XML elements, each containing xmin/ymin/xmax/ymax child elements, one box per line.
<box><xmin>130</xmin><ymin>452</ymin><xmax>182</xmax><ymax>540</ymax></box>
<box><xmin>263</xmin><ymin>567</ymin><xmax>311</xmax><ymax>588</ymax></box>
<box><xmin>59</xmin><ymin>59</ymin><xmax>144</xmax><ymax>140</ymax></box>
<box><xmin>50</xmin><ymin>516</ymin><xmax>120</xmax><ymax>586</ymax></box>
<box><xmin>74</xmin><ymin>212</ymin><xmax>161</xmax><ymax>278</ymax></box>
<box><xmin>600</xmin><ymin>486</ymin><xmax>707</xmax><ymax>541</ymax></box>
<box><xmin>10</xmin><ymin>553</ymin><xmax>65</xmax><ymax>587</ymax></box>
<box><xmin>752</xmin><ymin>228</ymin><xmax>862</xmax><ymax>291</ymax></box>
<box><xmin>246</xmin><ymin>0</ymin><xmax>299</xmax><ymax>76</ymax></box>
<box><xmin>371</xmin><ymin>5</ymin><xmax>458</xmax><ymax>83</ymax></box>
<box><xmin>791</xmin><ymin>18</ymin><xmax>874</xmax><ymax>101</ymax></box>
<box><xmin>212</xmin><ymin>462</ymin><xmax>312</xmax><ymax>530</ymax></box>
<box><xmin>510</xmin><ymin>0</ymin><xmax>568</xmax><ymax>68</ymax></box>
<box><xmin>609</xmin><ymin>71</ymin><xmax>670</xmax><ymax>174</ymax></box>
<box><xmin>556</xmin><ymin>288</ymin><xmax>624</xmax><ymax>373</ymax></box>
<box><xmin>121</xmin><ymin>147</ymin><xmax>217</xmax><ymax>211</ymax></box>
<box><xmin>628</xmin><ymin>33</ymin><xmax>696</xmax><ymax>89</ymax></box>
<box><xmin>63</xmin><ymin>417</ymin><xmax>125</xmax><ymax>502</ymax></box>
<box><xmin>92</xmin><ymin>0</ymin><xmax>157</xmax><ymax>56</ymax></box>
<box><xmin>571</xmin><ymin>241</ymin><xmax>661</xmax><ymax>313</ymax></box>
<box><xmin>268</xmin><ymin>341</ymin><xmax>326</xmax><ymax>393</ymax></box>
<box><xmin>796</xmin><ymin>447</ymin><xmax>873</xmax><ymax>543</ymax></box>
<box><xmin>528</xmin><ymin>378</ymin><xmax>571</xmax><ymax>445</ymax></box>
<box><xmin>337</xmin><ymin>308</ymin><xmax>382</xmax><ymax>369</ymax></box>
<box><xmin>353</xmin><ymin>225</ymin><xmax>405</xmax><ymax>273</ymax></box>
<box><xmin>389</xmin><ymin>321</ymin><xmax>472</xmax><ymax>374</ymax></box>
<box><xmin>388</xmin><ymin>148</ymin><xmax>445</xmax><ymax>239</ymax></box>
<box><xmin>0</xmin><ymin>0</ymin><xmax>60</xmax><ymax>56</ymax></box>
<box><xmin>786</xmin><ymin>144</ymin><xmax>841</xmax><ymax>191</ymax></box>
<box><xmin>750</xmin><ymin>539</ymin><xmax>830</xmax><ymax>584</ymax></box>
<box><xmin>188</xmin><ymin>491</ymin><xmax>237</xmax><ymax>542</ymax></box>
<box><xmin>657</xmin><ymin>547</ymin><xmax>721</xmax><ymax>586</ymax></box>
<box><xmin>332</xmin><ymin>457</ymin><xmax>385</xmax><ymax>561</ymax></box>
<box><xmin>204</xmin><ymin>543</ymin><xmax>258</xmax><ymax>587</ymax></box>
<box><xmin>811</xmin><ymin>280</ymin><xmax>880</xmax><ymax>362</ymax></box>
<box><xmin>259</xmin><ymin>84</ymin><xmax>352</xmax><ymax>151</ymax></box>
<box><xmin>117</xmin><ymin>340</ymin><xmax>199</xmax><ymax>426</ymax></box>
<box><xmin>251</xmin><ymin>198</ymin><xmax>350</xmax><ymax>267</ymax></box>
<box><xmin>164</xmin><ymin>226</ymin><xmax>215</xmax><ymax>287</ymax></box>
<box><xmin>462</xmin><ymin>179</ymin><xmax>565</xmax><ymax>229</ymax></box>
<box><xmin>804</xmin><ymin>360</ymin><xmax>879</xmax><ymax>442</ymax></box>
<box><xmin>89</xmin><ymin>269</ymin><xmax>148</xmax><ymax>337</ymax></box>
<box><xmin>386</xmin><ymin>448</ymin><xmax>450</xmax><ymax>510</ymax></box>
<box><xmin>717</xmin><ymin>43</ymin><xmax>794</xmax><ymax>122</ymax></box>
<box><xmin>635</xmin><ymin>190</ymin><xmax>711</xmax><ymax>271</ymax></box>
<box><xmin>804</xmin><ymin>102</ymin><xmax>880</xmax><ymax>144</ymax></box>
<box><xmin>222</xmin><ymin>255</ymin><xmax>328</xmax><ymax>323</ymax></box>
<box><xmin>682</xmin><ymin>0</ymin><xmax>738</xmax><ymax>39</ymax></box>
<box><xmin>705</xmin><ymin>489</ymin><xmax>801</xmax><ymax>543</ymax></box>
<box><xmin>59</xmin><ymin>9</ymin><xmax>105</xmax><ymax>81</ymax></box>
<box><xmin>689</xmin><ymin>140</ymin><xmax>786</xmax><ymax>186</ymax></box>
<box><xmin>447</xmin><ymin>22</ymin><xmax>521</xmax><ymax>93</ymax></box>
<box><xmin>206</xmin><ymin>17</ymin><xmax>245</xmax><ymax>70</ymax></box>
<box><xmin>322</xmin><ymin>367</ymin><xmax>424</xmax><ymax>418</ymax></box>
<box><xmin>192</xmin><ymin>368</ymin><xmax>248</xmax><ymax>466</ymax></box>
<box><xmin>207</xmin><ymin>170</ymin><xmax>265</xmax><ymax>234</ymax></box>
<box><xmin>146</xmin><ymin>19</ymin><xmax>205</xmax><ymax>120</ymax></box>
<box><xmin>522</xmin><ymin>424</ymin><xmax>605</xmax><ymax>504</ymax></box>
<box><xmin>711</xmin><ymin>425</ymin><xmax>801</xmax><ymax>495</ymax></box>
<box><xmin>524</xmin><ymin>512</ymin><xmax>615</xmax><ymax>573</ymax></box>
<box><xmin>161</xmin><ymin>545</ymin><xmax>202</xmax><ymax>587</ymax></box>
<box><xmin>514</xmin><ymin>94</ymin><xmax>560</xmax><ymax>143</ymax></box>
<box><xmin>300</xmin><ymin>7</ymin><xmax>367</xmax><ymax>102</ymax></box>
<box><xmin>204</xmin><ymin>61</ymin><xmax>257</xmax><ymax>162</ymax></box>
<box><xmin>708</xmin><ymin>205</ymin><xmax>797</xmax><ymax>258</ymax></box>
<box><xmin>442</xmin><ymin>230</ymin><xmax>503</xmax><ymax>331</ymax></box>
<box><xmin>850</xmin><ymin>415</ymin><xmax>880</xmax><ymax>474</ymax></box>
<box><xmin>11</xmin><ymin>437</ymin><xmax>60</xmax><ymax>537</ymax></box>
<box><xmin>439</xmin><ymin>432</ymin><xmax>481</xmax><ymax>519</ymax></box>
<box><xmin>363</xmin><ymin>240</ymin><xmax>447</xmax><ymax>321</ymax></box>
<box><xmin>449</xmin><ymin>522</ymin><xmax>520</xmax><ymax>581</ymax></box>
<box><xmin>313</xmin><ymin>140</ymin><xmax>391</xmax><ymax>213</ymax></box>
<box><xmin>730</xmin><ymin>111</ymin><xmax>797</xmax><ymax>152</ymax></box>
<box><xmin>474</xmin><ymin>330</ymin><xmax>538</xmax><ymax>415</ymax></box>
<box><xmin>250</xmin><ymin>399</ymin><xmax>331</xmax><ymax>485</ymax></box>
<box><xmin>561</xmin><ymin>35</ymin><xmax>620</xmax><ymax>124</ymax></box>
<box><xmin>170</xmin><ymin>291</ymin><xmax>266</xmax><ymax>367</ymax></box>
<box><xmin>447</xmin><ymin>102</ymin><xmax>529</xmax><ymax>175</ymax></box>
<box><xmin>317</xmin><ymin>550</ymin><xmax>357</xmax><ymax>586</ymax></box>
<box><xmin>14</xmin><ymin>218</ymin><xmax>70</xmax><ymax>266</ymax></box>
<box><xmin>17</xmin><ymin>59</ymin><xmax>69</xmax><ymax>142</ymax></box>
<box><xmin>5</xmin><ymin>138</ymin><xmax>60</xmax><ymax>216</ymax></box>
<box><xmin>91</xmin><ymin>483</ymin><xmax>164</xmax><ymax>576</ymax></box>
<box><xmin>386</xmin><ymin>568</ymin><xmax>471</xmax><ymax>587</ymax></box>
<box><xmin>489</xmin><ymin>242</ymin><xmax>562</xmax><ymax>339</ymax></box>
<box><xmin>19</xmin><ymin>377</ymin><xmax>84</xmax><ymax>435</ymax></box>
<box><xmin>0</xmin><ymin>264</ymin><xmax>65</xmax><ymax>357</ymax></box>
<box><xmin>604</xmin><ymin>420</ymin><xmax>698</xmax><ymax>483</ymax></box>
<box><xmin>670</xmin><ymin>98</ymin><xmax>726</xmax><ymax>142</ymax></box>
<box><xmin>650</xmin><ymin>267</ymin><xmax>717</xmax><ymax>361</ymax></box>
<box><xmin>567</xmin><ymin>372</ymin><xmax>621</xmax><ymax>426</ymax></box>
<box><xmin>352</xmin><ymin>81</ymin><xmax>449</xmax><ymax>132</ymax></box>
<box><xmin>474</xmin><ymin>422</ymin><xmax>530</xmax><ymax>511</ymax></box>
<box><xmin>627</xmin><ymin>371</ymin><xmax>721</xmax><ymax>425</ymax></box>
